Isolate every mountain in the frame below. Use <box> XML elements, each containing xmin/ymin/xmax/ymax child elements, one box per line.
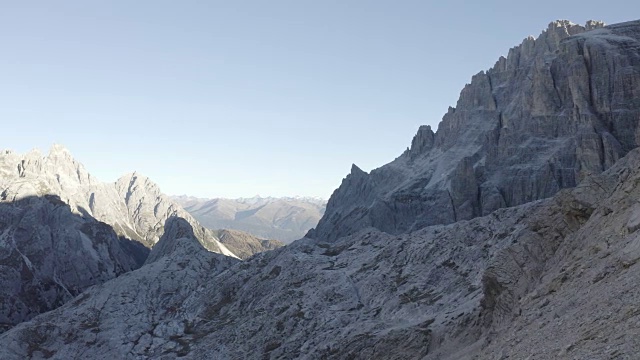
<box><xmin>0</xmin><ymin>194</ymin><xmax>146</xmax><ymax>332</ymax></box>
<box><xmin>1</xmin><ymin>19</ymin><xmax>640</xmax><ymax>359</ymax></box>
<box><xmin>0</xmin><ymin>145</ymin><xmax>245</xmax><ymax>331</ymax></box>
<box><xmin>309</xmin><ymin>19</ymin><xmax>640</xmax><ymax>241</ymax></box>
<box><xmin>213</xmin><ymin>229</ymin><xmax>285</xmax><ymax>260</ymax></box>
<box><xmin>173</xmin><ymin>195</ymin><xmax>326</xmax><ymax>243</ymax></box>
<box><xmin>4</xmin><ymin>138</ymin><xmax>640</xmax><ymax>359</ymax></box>
<box><xmin>0</xmin><ymin>146</ymin><xmax>236</xmax><ymax>257</ymax></box>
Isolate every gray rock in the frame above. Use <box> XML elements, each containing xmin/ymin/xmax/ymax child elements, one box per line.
<box><xmin>0</xmin><ymin>145</ymin><xmax>240</xmax><ymax>332</ymax></box>
<box><xmin>310</xmin><ymin>19</ymin><xmax>640</xmax><ymax>241</ymax></box>
<box><xmin>0</xmin><ymin>195</ymin><xmax>145</xmax><ymax>332</ymax></box>
<box><xmin>5</xmin><ymin>146</ymin><xmax>640</xmax><ymax>359</ymax></box>
<box><xmin>0</xmin><ymin>146</ymin><xmax>237</xmax><ymax>256</ymax></box>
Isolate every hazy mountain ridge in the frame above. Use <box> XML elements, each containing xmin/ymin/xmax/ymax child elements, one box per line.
<box><xmin>173</xmin><ymin>195</ymin><xmax>326</xmax><ymax>243</ymax></box>
<box><xmin>213</xmin><ymin>229</ymin><xmax>285</xmax><ymax>260</ymax></box>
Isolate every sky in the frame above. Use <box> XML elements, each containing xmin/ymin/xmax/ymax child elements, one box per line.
<box><xmin>0</xmin><ymin>1</ymin><xmax>637</xmax><ymax>199</ymax></box>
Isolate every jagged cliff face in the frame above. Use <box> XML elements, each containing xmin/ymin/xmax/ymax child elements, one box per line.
<box><xmin>4</xmin><ymin>146</ymin><xmax>640</xmax><ymax>359</ymax></box>
<box><xmin>311</xmin><ymin>20</ymin><xmax>640</xmax><ymax>240</ymax></box>
<box><xmin>0</xmin><ymin>195</ymin><xmax>147</xmax><ymax>332</ymax></box>
<box><xmin>0</xmin><ymin>146</ymin><xmax>236</xmax><ymax>256</ymax></box>
<box><xmin>0</xmin><ymin>146</ymin><xmax>239</xmax><ymax>331</ymax></box>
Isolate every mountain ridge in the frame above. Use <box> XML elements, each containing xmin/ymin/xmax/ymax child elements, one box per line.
<box><xmin>309</xmin><ymin>19</ymin><xmax>640</xmax><ymax>240</ymax></box>
<box><xmin>174</xmin><ymin>195</ymin><xmax>326</xmax><ymax>243</ymax></box>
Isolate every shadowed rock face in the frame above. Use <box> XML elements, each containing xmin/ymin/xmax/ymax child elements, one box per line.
<box><xmin>0</xmin><ymin>195</ymin><xmax>147</xmax><ymax>332</ymax></box>
<box><xmin>310</xmin><ymin>20</ymin><xmax>640</xmax><ymax>241</ymax></box>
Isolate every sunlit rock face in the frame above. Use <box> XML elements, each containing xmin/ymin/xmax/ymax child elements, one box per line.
<box><xmin>0</xmin><ymin>146</ymin><xmax>236</xmax><ymax>255</ymax></box>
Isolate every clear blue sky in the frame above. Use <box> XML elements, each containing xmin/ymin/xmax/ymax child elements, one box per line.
<box><xmin>0</xmin><ymin>1</ymin><xmax>637</xmax><ymax>198</ymax></box>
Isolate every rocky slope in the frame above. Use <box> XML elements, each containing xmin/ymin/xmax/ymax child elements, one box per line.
<box><xmin>213</xmin><ymin>229</ymin><xmax>285</xmax><ymax>260</ymax></box>
<box><xmin>174</xmin><ymin>196</ymin><xmax>326</xmax><ymax>243</ymax></box>
<box><xmin>0</xmin><ymin>195</ymin><xmax>147</xmax><ymax>332</ymax></box>
<box><xmin>310</xmin><ymin>19</ymin><xmax>640</xmax><ymax>240</ymax></box>
<box><xmin>0</xmin><ymin>146</ymin><xmax>236</xmax><ymax>257</ymax></box>
<box><xmin>3</xmin><ymin>140</ymin><xmax>640</xmax><ymax>359</ymax></box>
<box><xmin>0</xmin><ymin>146</ymin><xmax>242</xmax><ymax>332</ymax></box>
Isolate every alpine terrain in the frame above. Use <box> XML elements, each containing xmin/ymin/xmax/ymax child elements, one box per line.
<box><xmin>0</xmin><ymin>19</ymin><xmax>639</xmax><ymax>359</ymax></box>
<box><xmin>174</xmin><ymin>195</ymin><xmax>326</xmax><ymax>243</ymax></box>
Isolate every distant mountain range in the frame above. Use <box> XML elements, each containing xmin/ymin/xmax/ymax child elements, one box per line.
<box><xmin>173</xmin><ymin>195</ymin><xmax>327</xmax><ymax>243</ymax></box>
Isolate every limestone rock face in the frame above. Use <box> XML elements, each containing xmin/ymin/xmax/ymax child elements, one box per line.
<box><xmin>4</xmin><ymin>147</ymin><xmax>640</xmax><ymax>359</ymax></box>
<box><xmin>311</xmin><ymin>20</ymin><xmax>640</xmax><ymax>240</ymax></box>
<box><xmin>0</xmin><ymin>217</ymin><xmax>238</xmax><ymax>359</ymax></box>
<box><xmin>0</xmin><ymin>146</ymin><xmax>238</xmax><ymax>332</ymax></box>
<box><xmin>0</xmin><ymin>195</ymin><xmax>146</xmax><ymax>332</ymax></box>
<box><xmin>0</xmin><ymin>146</ymin><xmax>236</xmax><ymax>256</ymax></box>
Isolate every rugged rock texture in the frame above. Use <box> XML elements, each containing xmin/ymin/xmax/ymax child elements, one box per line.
<box><xmin>0</xmin><ymin>146</ymin><xmax>236</xmax><ymax>256</ymax></box>
<box><xmin>174</xmin><ymin>195</ymin><xmax>326</xmax><ymax>243</ymax></box>
<box><xmin>4</xmin><ymin>146</ymin><xmax>640</xmax><ymax>359</ymax></box>
<box><xmin>310</xmin><ymin>19</ymin><xmax>640</xmax><ymax>240</ymax></box>
<box><xmin>0</xmin><ymin>217</ymin><xmax>238</xmax><ymax>359</ymax></box>
<box><xmin>0</xmin><ymin>146</ymin><xmax>238</xmax><ymax>332</ymax></box>
<box><xmin>214</xmin><ymin>229</ymin><xmax>285</xmax><ymax>260</ymax></box>
<box><xmin>0</xmin><ymin>195</ymin><xmax>146</xmax><ymax>332</ymax></box>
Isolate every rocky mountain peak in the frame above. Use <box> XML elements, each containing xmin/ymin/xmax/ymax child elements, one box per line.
<box><xmin>311</xmin><ymin>19</ymin><xmax>640</xmax><ymax>241</ymax></box>
<box><xmin>145</xmin><ymin>217</ymin><xmax>201</xmax><ymax>264</ymax></box>
<box><xmin>408</xmin><ymin>125</ymin><xmax>435</xmax><ymax>159</ymax></box>
<box><xmin>350</xmin><ymin>163</ymin><xmax>367</xmax><ymax>177</ymax></box>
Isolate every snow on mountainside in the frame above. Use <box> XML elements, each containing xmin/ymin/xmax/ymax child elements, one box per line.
<box><xmin>309</xmin><ymin>19</ymin><xmax>640</xmax><ymax>241</ymax></box>
<box><xmin>173</xmin><ymin>195</ymin><xmax>326</xmax><ymax>243</ymax></box>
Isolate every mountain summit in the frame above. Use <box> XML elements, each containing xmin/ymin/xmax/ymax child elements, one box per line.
<box><xmin>309</xmin><ymin>19</ymin><xmax>640</xmax><ymax>240</ymax></box>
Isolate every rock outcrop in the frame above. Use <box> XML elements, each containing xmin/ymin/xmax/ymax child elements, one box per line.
<box><xmin>0</xmin><ymin>217</ymin><xmax>238</xmax><ymax>359</ymax></box>
<box><xmin>0</xmin><ymin>146</ymin><xmax>239</xmax><ymax>332</ymax></box>
<box><xmin>310</xmin><ymin>19</ymin><xmax>640</xmax><ymax>240</ymax></box>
